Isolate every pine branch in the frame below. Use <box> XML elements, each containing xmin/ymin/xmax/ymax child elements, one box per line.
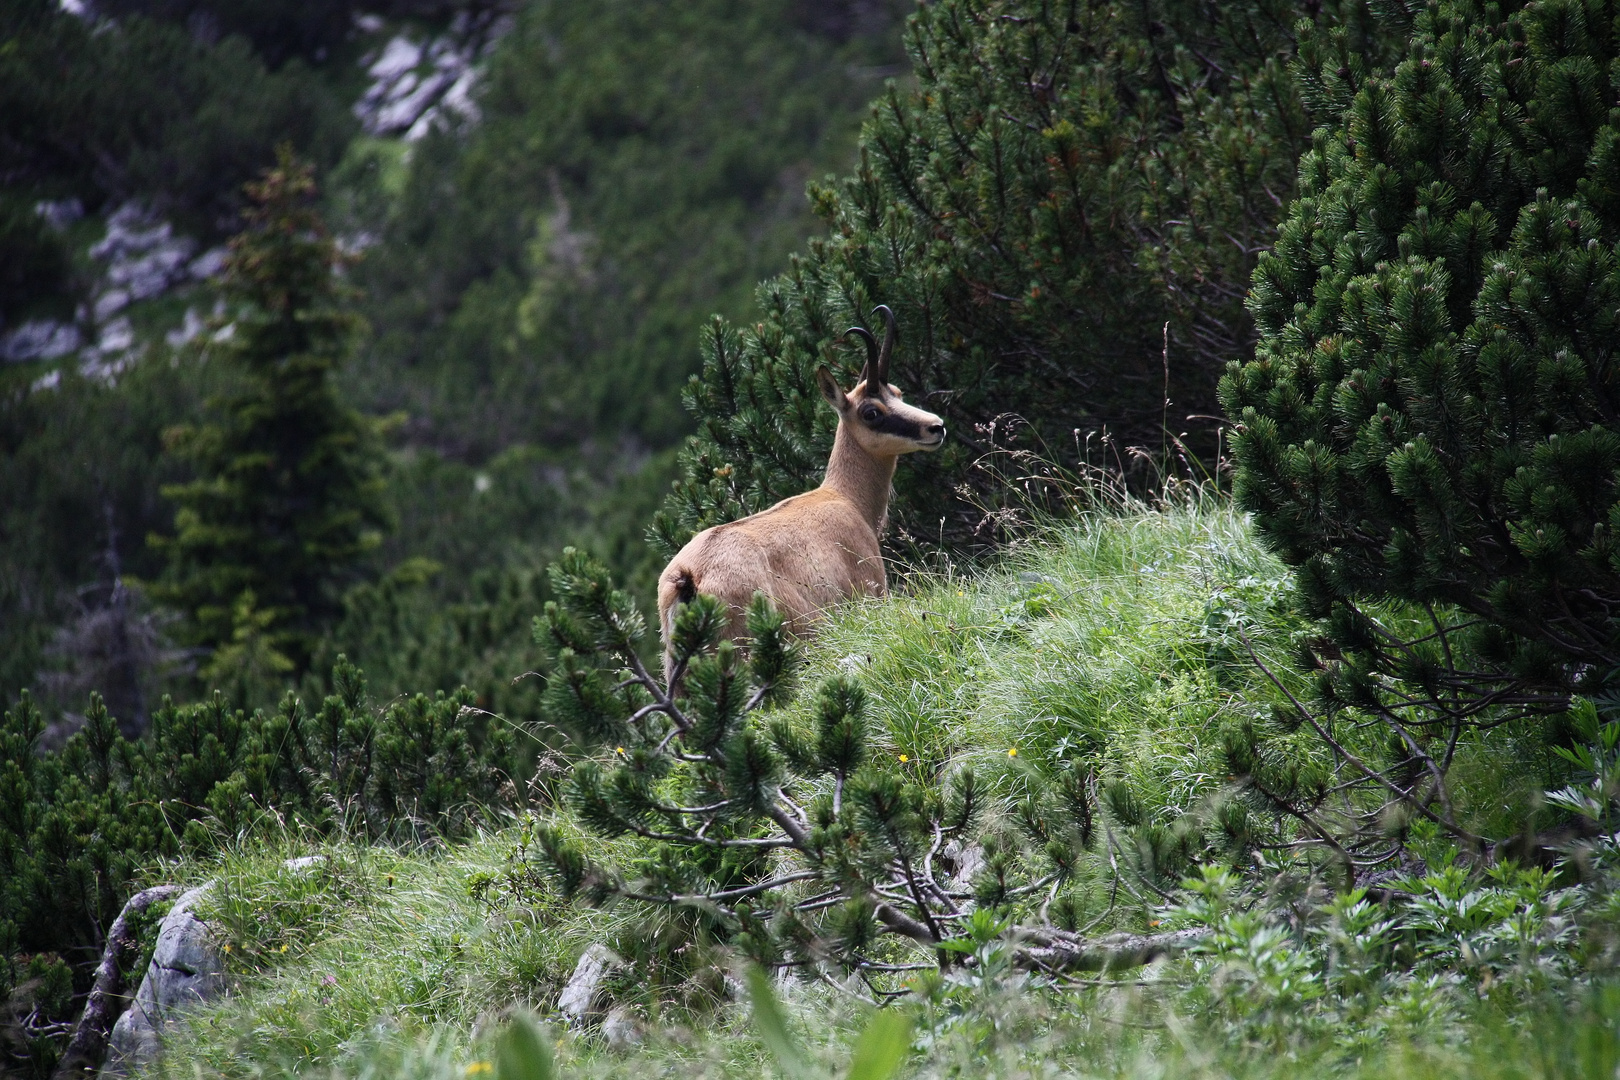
<box><xmin>1013</xmin><ymin>926</ymin><xmax>1209</xmax><ymax>974</ymax></box>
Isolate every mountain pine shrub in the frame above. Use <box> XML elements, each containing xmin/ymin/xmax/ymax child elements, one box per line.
<box><xmin>1221</xmin><ymin>0</ymin><xmax>1620</xmax><ymax>854</ymax></box>
<box><xmin>151</xmin><ymin>152</ymin><xmax>389</xmax><ymax>678</ymax></box>
<box><xmin>655</xmin><ymin>0</ymin><xmax>1407</xmax><ymax>554</ymax></box>
<box><xmin>0</xmin><ymin>657</ymin><xmax>519</xmax><ymax>1076</ymax></box>
<box><xmin>493</xmin><ymin>548</ymin><xmax>1218</xmax><ymax>995</ymax></box>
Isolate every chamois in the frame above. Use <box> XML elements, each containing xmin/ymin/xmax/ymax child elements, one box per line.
<box><xmin>658</xmin><ymin>305</ymin><xmax>945</xmax><ymax>682</ymax></box>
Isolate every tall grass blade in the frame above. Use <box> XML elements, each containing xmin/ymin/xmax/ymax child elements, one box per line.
<box><xmin>494</xmin><ymin>1012</ymin><xmax>557</xmax><ymax>1080</ymax></box>
<box><xmin>747</xmin><ymin>966</ymin><xmax>811</xmax><ymax>1080</ymax></box>
<box><xmin>844</xmin><ymin>1009</ymin><xmax>912</xmax><ymax>1080</ymax></box>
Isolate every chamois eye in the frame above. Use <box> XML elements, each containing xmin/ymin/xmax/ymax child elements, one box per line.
<box><xmin>860</xmin><ymin>404</ymin><xmax>881</xmax><ymax>423</ymax></box>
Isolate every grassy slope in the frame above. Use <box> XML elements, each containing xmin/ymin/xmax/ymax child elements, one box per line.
<box><xmin>143</xmin><ymin>503</ymin><xmax>1607</xmax><ymax>1079</ymax></box>
<box><xmin>793</xmin><ymin>498</ymin><xmax>1306</xmax><ymax>830</ymax></box>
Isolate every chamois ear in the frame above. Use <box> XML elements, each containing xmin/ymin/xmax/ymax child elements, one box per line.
<box><xmin>814</xmin><ymin>365</ymin><xmax>848</xmax><ymax>411</ymax></box>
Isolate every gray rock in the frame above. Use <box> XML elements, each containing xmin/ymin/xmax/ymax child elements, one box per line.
<box><xmin>165</xmin><ymin>308</ymin><xmax>206</xmax><ymax>347</ymax></box>
<box><xmin>187</xmin><ymin>247</ymin><xmax>228</xmax><ymax>282</ymax></box>
<box><xmin>88</xmin><ymin>203</ymin><xmax>196</xmax><ymax>311</ymax></box>
<box><xmin>80</xmin><ymin>318</ymin><xmax>140</xmax><ymax>383</ymax></box>
<box><xmin>600</xmin><ymin>1005</ymin><xmax>642</xmax><ymax>1049</ymax></box>
<box><xmin>1</xmin><ymin>320</ymin><xmax>82</xmax><ymax>362</ymax></box>
<box><xmin>35</xmin><ymin>198</ymin><xmax>84</xmax><ymax>231</ymax></box>
<box><xmin>89</xmin><ymin>205</ymin><xmax>168</xmax><ymax>263</ymax></box>
<box><xmin>110</xmin><ymin>241</ymin><xmax>193</xmax><ymax>301</ymax></box>
<box><xmin>93</xmin><ymin>290</ymin><xmax>130</xmax><ymax>321</ymax></box>
<box><xmin>354</xmin><ymin>12</ymin><xmax>511</xmax><ymax>140</ymax></box>
<box><xmin>367</xmin><ymin>34</ymin><xmax>423</xmax><ymax>83</ymax></box>
<box><xmin>101</xmin><ymin>885</ymin><xmax>223</xmax><ymax>1079</ymax></box>
<box><xmin>941</xmin><ymin>838</ymin><xmax>986</xmax><ymax>893</ymax></box>
<box><xmin>96</xmin><ymin>317</ymin><xmax>135</xmax><ymax>354</ymax></box>
<box><xmin>557</xmin><ymin>944</ymin><xmax>620</xmax><ymax>1027</ymax></box>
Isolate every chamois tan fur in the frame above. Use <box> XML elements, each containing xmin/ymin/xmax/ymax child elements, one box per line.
<box><xmin>658</xmin><ymin>306</ymin><xmax>945</xmax><ymax>681</ymax></box>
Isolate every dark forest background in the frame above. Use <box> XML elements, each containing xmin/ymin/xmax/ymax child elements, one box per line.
<box><xmin>1</xmin><ymin>0</ymin><xmax>913</xmax><ymax>725</ymax></box>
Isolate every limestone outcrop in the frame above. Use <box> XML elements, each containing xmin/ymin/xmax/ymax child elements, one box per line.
<box><xmin>99</xmin><ymin>885</ymin><xmax>222</xmax><ymax>1079</ymax></box>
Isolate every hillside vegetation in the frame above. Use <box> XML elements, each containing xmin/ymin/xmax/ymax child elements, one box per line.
<box><xmin>9</xmin><ymin>0</ymin><xmax>1620</xmax><ymax>1076</ymax></box>
<box><xmin>124</xmin><ymin>502</ymin><xmax>1620</xmax><ymax>1078</ymax></box>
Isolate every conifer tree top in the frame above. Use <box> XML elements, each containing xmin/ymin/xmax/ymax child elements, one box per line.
<box><xmin>151</xmin><ymin>151</ymin><xmax>387</xmax><ymax>682</ymax></box>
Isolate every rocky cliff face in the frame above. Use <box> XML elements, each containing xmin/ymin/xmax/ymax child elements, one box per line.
<box><xmin>0</xmin><ymin>5</ymin><xmax>513</xmax><ymax>388</ymax></box>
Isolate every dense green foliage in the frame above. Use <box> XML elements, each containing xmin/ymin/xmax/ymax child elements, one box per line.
<box><xmin>0</xmin><ymin>0</ymin><xmax>351</xmax><ymax>266</ymax></box>
<box><xmin>0</xmin><ymin>0</ymin><xmax>359</xmax><ymax>710</ymax></box>
<box><xmin>654</xmin><ymin>0</ymin><xmax>1406</xmax><ymax>554</ymax></box>
<box><xmin>1223</xmin><ymin>0</ymin><xmax>1620</xmax><ymax>705</ymax></box>
<box><xmin>0</xmin><ymin>359</ymin><xmax>208</xmax><ymax>718</ymax></box>
<box><xmin>14</xmin><ymin>0</ymin><xmax>1620</xmax><ymax>1076</ymax></box>
<box><xmin>1</xmin><ymin>7</ymin><xmax>910</xmax><ymax>1061</ymax></box>
<box><xmin>350</xmin><ymin>0</ymin><xmax>906</xmax><ymax>457</ymax></box>
<box><xmin>47</xmin><ymin>505</ymin><xmax>1620</xmax><ymax>1080</ymax></box>
<box><xmin>0</xmin><ymin>656</ymin><xmax>519</xmax><ymax>1076</ymax></box>
<box><xmin>150</xmin><ymin>154</ymin><xmax>390</xmax><ymax>679</ymax></box>
<box><xmin>502</xmin><ymin>497</ymin><xmax>1594</xmax><ymax>1005</ymax></box>
<box><xmin>104</xmin><ymin>826</ymin><xmax>1620</xmax><ymax>1079</ymax></box>
<box><xmin>2</xmin><ymin>0</ymin><xmax>907</xmax><ymax>713</ymax></box>
<box><xmin>94</xmin><ymin>0</ymin><xmax>371</xmax><ymax>69</ymax></box>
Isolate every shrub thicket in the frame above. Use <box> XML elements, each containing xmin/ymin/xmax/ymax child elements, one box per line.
<box><xmin>0</xmin><ymin>657</ymin><xmax>519</xmax><ymax>1077</ymax></box>
<box><xmin>353</xmin><ymin>0</ymin><xmax>908</xmax><ymax>456</ymax></box>
<box><xmin>0</xmin><ymin>0</ymin><xmax>356</xmax><ymax>709</ymax></box>
<box><xmin>1222</xmin><ymin>0</ymin><xmax>1620</xmax><ymax>821</ymax></box>
<box><xmin>503</xmin><ymin>540</ymin><xmax>1260</xmax><ymax>995</ymax></box>
<box><xmin>654</xmin><ymin>0</ymin><xmax>1407</xmax><ymax>554</ymax></box>
<box><xmin>0</xmin><ymin>0</ymin><xmax>352</xmax><ymax>241</ymax></box>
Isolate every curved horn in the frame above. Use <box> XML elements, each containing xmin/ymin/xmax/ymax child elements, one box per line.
<box><xmin>844</xmin><ymin>326</ymin><xmax>878</xmax><ymax>386</ymax></box>
<box><xmin>871</xmin><ymin>304</ymin><xmax>896</xmax><ymax>385</ymax></box>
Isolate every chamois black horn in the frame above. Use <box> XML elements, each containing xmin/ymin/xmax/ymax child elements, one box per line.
<box><xmin>871</xmin><ymin>304</ymin><xmax>896</xmax><ymax>385</ymax></box>
<box><xmin>844</xmin><ymin>325</ymin><xmax>878</xmax><ymax>386</ymax></box>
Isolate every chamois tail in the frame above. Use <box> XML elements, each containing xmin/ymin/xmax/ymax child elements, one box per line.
<box><xmin>659</xmin><ymin>566</ymin><xmax>698</xmax><ymax>686</ymax></box>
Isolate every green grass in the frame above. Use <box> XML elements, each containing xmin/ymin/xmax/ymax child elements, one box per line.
<box><xmin>140</xmin><ymin>501</ymin><xmax>1611</xmax><ymax>1079</ymax></box>
<box><xmin>147</xmin><ymin>829</ymin><xmax>642</xmax><ymax>1079</ymax></box>
<box><xmin>792</xmin><ymin>497</ymin><xmax>1307</xmax><ymax>818</ymax></box>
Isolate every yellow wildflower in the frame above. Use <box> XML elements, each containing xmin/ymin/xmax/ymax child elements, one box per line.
<box><xmin>466</xmin><ymin>1062</ymin><xmax>493</xmax><ymax>1076</ymax></box>
<box><xmin>615</xmin><ymin>746</ymin><xmax>626</xmax><ymax>755</ymax></box>
<box><xmin>1008</xmin><ymin>747</ymin><xmax>1018</xmax><ymax>757</ymax></box>
<box><xmin>898</xmin><ymin>754</ymin><xmax>909</xmax><ymax>763</ymax></box>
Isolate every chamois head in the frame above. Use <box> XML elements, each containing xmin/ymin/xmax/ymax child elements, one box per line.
<box><xmin>815</xmin><ymin>305</ymin><xmax>946</xmax><ymax>457</ymax></box>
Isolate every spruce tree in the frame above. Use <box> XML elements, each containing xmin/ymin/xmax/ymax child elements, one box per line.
<box><xmin>655</xmin><ymin>0</ymin><xmax>1405</xmax><ymax>554</ymax></box>
<box><xmin>152</xmin><ymin>151</ymin><xmax>388</xmax><ymax>676</ymax></box>
<box><xmin>1220</xmin><ymin>0</ymin><xmax>1620</xmax><ymax>850</ymax></box>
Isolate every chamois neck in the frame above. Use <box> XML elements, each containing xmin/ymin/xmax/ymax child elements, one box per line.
<box><xmin>821</xmin><ymin>421</ymin><xmax>897</xmax><ymax>533</ymax></box>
